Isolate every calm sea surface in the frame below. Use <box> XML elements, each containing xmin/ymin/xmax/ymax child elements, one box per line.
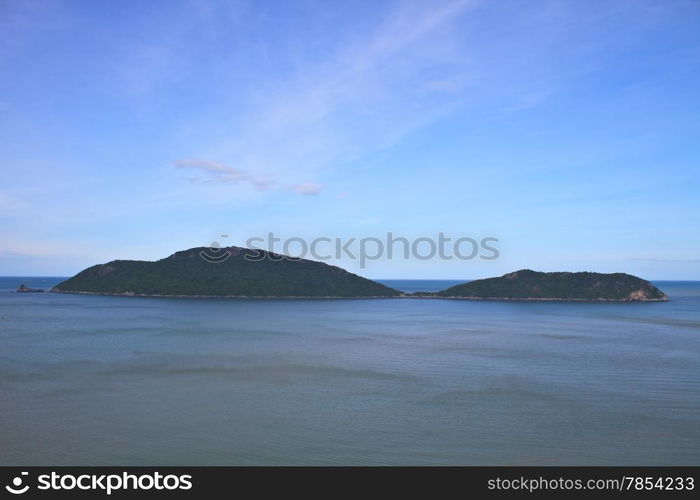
<box><xmin>1</xmin><ymin>277</ymin><xmax>699</xmax><ymax>465</ymax></box>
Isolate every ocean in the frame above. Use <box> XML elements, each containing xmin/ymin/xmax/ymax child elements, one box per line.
<box><xmin>1</xmin><ymin>277</ymin><xmax>698</xmax><ymax>465</ymax></box>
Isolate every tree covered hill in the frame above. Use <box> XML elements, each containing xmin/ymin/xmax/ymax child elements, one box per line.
<box><xmin>53</xmin><ymin>247</ymin><xmax>401</xmax><ymax>298</ymax></box>
<box><xmin>436</xmin><ymin>269</ymin><xmax>667</xmax><ymax>301</ymax></box>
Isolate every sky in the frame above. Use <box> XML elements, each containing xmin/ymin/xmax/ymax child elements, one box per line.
<box><xmin>0</xmin><ymin>0</ymin><xmax>699</xmax><ymax>279</ymax></box>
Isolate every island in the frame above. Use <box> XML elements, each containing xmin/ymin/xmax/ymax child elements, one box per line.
<box><xmin>17</xmin><ymin>284</ymin><xmax>45</xmax><ymax>293</ymax></box>
<box><xmin>51</xmin><ymin>248</ymin><xmax>668</xmax><ymax>302</ymax></box>
<box><xmin>434</xmin><ymin>269</ymin><xmax>668</xmax><ymax>301</ymax></box>
<box><xmin>51</xmin><ymin>247</ymin><xmax>401</xmax><ymax>298</ymax></box>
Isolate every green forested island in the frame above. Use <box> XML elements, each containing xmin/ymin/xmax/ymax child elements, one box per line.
<box><xmin>52</xmin><ymin>248</ymin><xmax>667</xmax><ymax>301</ymax></box>
<box><xmin>52</xmin><ymin>247</ymin><xmax>401</xmax><ymax>298</ymax></box>
<box><xmin>435</xmin><ymin>269</ymin><xmax>668</xmax><ymax>301</ymax></box>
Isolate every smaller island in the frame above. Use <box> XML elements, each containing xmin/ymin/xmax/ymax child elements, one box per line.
<box><xmin>17</xmin><ymin>284</ymin><xmax>45</xmax><ymax>293</ymax></box>
<box><xmin>434</xmin><ymin>269</ymin><xmax>668</xmax><ymax>301</ymax></box>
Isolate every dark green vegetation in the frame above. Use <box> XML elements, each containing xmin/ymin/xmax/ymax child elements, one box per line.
<box><xmin>53</xmin><ymin>247</ymin><xmax>401</xmax><ymax>297</ymax></box>
<box><xmin>53</xmin><ymin>249</ymin><xmax>667</xmax><ymax>302</ymax></box>
<box><xmin>436</xmin><ymin>269</ymin><xmax>668</xmax><ymax>301</ymax></box>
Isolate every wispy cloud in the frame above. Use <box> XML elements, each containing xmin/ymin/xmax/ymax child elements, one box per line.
<box><xmin>629</xmin><ymin>258</ymin><xmax>700</xmax><ymax>263</ymax></box>
<box><xmin>0</xmin><ymin>193</ymin><xmax>27</xmax><ymax>213</ymax></box>
<box><xmin>168</xmin><ymin>3</ymin><xmax>479</xmax><ymax>198</ymax></box>
<box><xmin>194</xmin><ymin>0</ymin><xmax>479</xmax><ymax>186</ymax></box>
<box><xmin>173</xmin><ymin>158</ymin><xmax>322</xmax><ymax>195</ymax></box>
<box><xmin>173</xmin><ymin>158</ymin><xmax>276</xmax><ymax>191</ymax></box>
<box><xmin>291</xmin><ymin>182</ymin><xmax>322</xmax><ymax>196</ymax></box>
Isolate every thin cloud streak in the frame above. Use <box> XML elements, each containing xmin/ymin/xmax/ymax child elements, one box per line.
<box><xmin>291</xmin><ymin>182</ymin><xmax>322</xmax><ymax>195</ymax></box>
<box><xmin>173</xmin><ymin>158</ymin><xmax>322</xmax><ymax>195</ymax></box>
<box><xmin>173</xmin><ymin>158</ymin><xmax>276</xmax><ymax>191</ymax></box>
<box><xmin>205</xmin><ymin>0</ymin><xmax>480</xmax><ymax>185</ymax></box>
<box><xmin>629</xmin><ymin>258</ymin><xmax>700</xmax><ymax>263</ymax></box>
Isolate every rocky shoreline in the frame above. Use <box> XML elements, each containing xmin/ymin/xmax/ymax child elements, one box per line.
<box><xmin>49</xmin><ymin>289</ymin><xmax>668</xmax><ymax>302</ymax></box>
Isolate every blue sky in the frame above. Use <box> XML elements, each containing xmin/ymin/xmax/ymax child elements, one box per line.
<box><xmin>1</xmin><ymin>0</ymin><xmax>699</xmax><ymax>279</ymax></box>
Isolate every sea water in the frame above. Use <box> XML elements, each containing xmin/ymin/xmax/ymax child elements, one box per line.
<box><xmin>0</xmin><ymin>277</ymin><xmax>698</xmax><ymax>465</ymax></box>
